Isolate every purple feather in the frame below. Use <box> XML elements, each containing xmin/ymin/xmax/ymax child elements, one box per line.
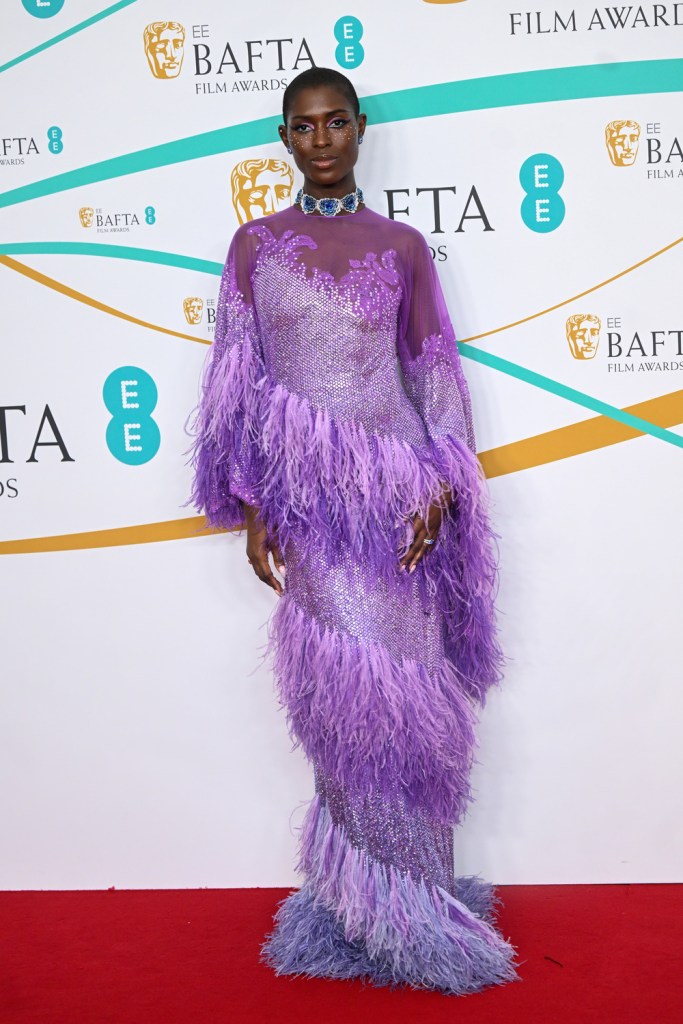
<box><xmin>186</xmin><ymin>212</ymin><xmax>516</xmax><ymax>995</ymax></box>
<box><xmin>261</xmin><ymin>794</ymin><xmax>520</xmax><ymax>995</ymax></box>
<box><xmin>185</xmin><ymin>325</ymin><xmax>505</xmax><ymax>707</ymax></box>
<box><xmin>263</xmin><ymin>594</ymin><xmax>480</xmax><ymax>826</ymax></box>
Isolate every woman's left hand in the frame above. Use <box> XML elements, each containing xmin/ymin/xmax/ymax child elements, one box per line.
<box><xmin>399</xmin><ymin>485</ymin><xmax>453</xmax><ymax>574</ymax></box>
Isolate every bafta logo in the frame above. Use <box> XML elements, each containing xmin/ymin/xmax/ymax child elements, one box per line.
<box><xmin>79</xmin><ymin>207</ymin><xmax>94</xmax><ymax>228</ymax></box>
<box><xmin>143</xmin><ymin>21</ymin><xmax>185</xmax><ymax>79</ymax></box>
<box><xmin>183</xmin><ymin>297</ymin><xmax>204</xmax><ymax>325</ymax></box>
<box><xmin>605</xmin><ymin>120</ymin><xmax>641</xmax><ymax>166</ymax></box>
<box><xmin>231</xmin><ymin>159</ymin><xmax>294</xmax><ymax>224</ymax></box>
<box><xmin>566</xmin><ymin>314</ymin><xmax>601</xmax><ymax>360</ymax></box>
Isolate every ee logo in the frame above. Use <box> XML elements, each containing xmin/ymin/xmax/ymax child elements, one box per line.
<box><xmin>103</xmin><ymin>366</ymin><xmax>160</xmax><ymax>466</ymax></box>
<box><xmin>47</xmin><ymin>126</ymin><xmax>63</xmax><ymax>154</ymax></box>
<box><xmin>334</xmin><ymin>16</ymin><xmax>364</xmax><ymax>69</ymax></box>
<box><xmin>520</xmin><ymin>153</ymin><xmax>565</xmax><ymax>232</ymax></box>
<box><xmin>22</xmin><ymin>0</ymin><xmax>65</xmax><ymax>18</ymax></box>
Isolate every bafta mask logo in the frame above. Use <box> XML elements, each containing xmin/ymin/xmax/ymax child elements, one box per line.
<box><xmin>566</xmin><ymin>314</ymin><xmax>601</xmax><ymax>360</ymax></box>
<box><xmin>605</xmin><ymin>120</ymin><xmax>641</xmax><ymax>166</ymax></box>
<box><xmin>183</xmin><ymin>297</ymin><xmax>204</xmax><ymax>325</ymax></box>
<box><xmin>231</xmin><ymin>159</ymin><xmax>294</xmax><ymax>224</ymax></box>
<box><xmin>143</xmin><ymin>21</ymin><xmax>185</xmax><ymax>79</ymax></box>
<box><xmin>79</xmin><ymin>207</ymin><xmax>94</xmax><ymax>228</ymax></box>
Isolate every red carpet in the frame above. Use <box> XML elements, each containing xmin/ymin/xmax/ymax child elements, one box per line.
<box><xmin>1</xmin><ymin>884</ymin><xmax>681</xmax><ymax>1023</ymax></box>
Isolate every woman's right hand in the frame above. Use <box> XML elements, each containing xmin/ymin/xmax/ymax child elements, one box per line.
<box><xmin>243</xmin><ymin>503</ymin><xmax>285</xmax><ymax>597</ymax></box>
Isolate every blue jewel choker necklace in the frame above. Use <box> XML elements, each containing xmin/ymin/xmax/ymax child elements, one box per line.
<box><xmin>294</xmin><ymin>186</ymin><xmax>364</xmax><ymax>217</ymax></box>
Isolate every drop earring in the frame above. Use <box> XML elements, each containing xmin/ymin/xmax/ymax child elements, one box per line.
<box><xmin>358</xmin><ymin>135</ymin><xmax>364</xmax><ymax>145</ymax></box>
<box><xmin>287</xmin><ymin>146</ymin><xmax>292</xmax><ymax>154</ymax></box>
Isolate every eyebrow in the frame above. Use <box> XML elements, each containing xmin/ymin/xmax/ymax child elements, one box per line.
<box><xmin>289</xmin><ymin>108</ymin><xmax>351</xmax><ymax>121</ymax></box>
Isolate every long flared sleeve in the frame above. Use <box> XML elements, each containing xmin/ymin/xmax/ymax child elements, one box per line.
<box><xmin>397</xmin><ymin>230</ymin><xmax>505</xmax><ymax>705</ymax></box>
<box><xmin>186</xmin><ymin>226</ymin><xmax>266</xmax><ymax>531</ymax></box>
<box><xmin>397</xmin><ymin>229</ymin><xmax>476</xmax><ymax>459</ymax></box>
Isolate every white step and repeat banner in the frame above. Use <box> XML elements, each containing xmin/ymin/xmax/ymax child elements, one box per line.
<box><xmin>1</xmin><ymin>0</ymin><xmax>682</xmax><ymax>888</ymax></box>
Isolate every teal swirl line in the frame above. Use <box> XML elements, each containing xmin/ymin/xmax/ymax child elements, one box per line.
<box><xmin>0</xmin><ymin>58</ymin><xmax>681</xmax><ymax>210</ymax></box>
<box><xmin>0</xmin><ymin>240</ymin><xmax>222</xmax><ymax>275</ymax></box>
<box><xmin>461</xmin><ymin>345</ymin><xmax>683</xmax><ymax>451</ymax></box>
<box><xmin>0</xmin><ymin>1</ymin><xmax>141</xmax><ymax>76</ymax></box>
<box><xmin>2</xmin><ymin>241</ymin><xmax>680</xmax><ymax>449</ymax></box>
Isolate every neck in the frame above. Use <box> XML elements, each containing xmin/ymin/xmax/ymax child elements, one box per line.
<box><xmin>301</xmin><ymin>172</ymin><xmax>357</xmax><ymax>199</ymax></box>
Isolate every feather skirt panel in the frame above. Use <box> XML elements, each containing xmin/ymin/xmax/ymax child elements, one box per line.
<box><xmin>186</xmin><ymin>320</ymin><xmax>505</xmax><ymax>705</ymax></box>
<box><xmin>264</xmin><ymin>594</ymin><xmax>479</xmax><ymax>827</ymax></box>
<box><xmin>260</xmin><ymin>793</ymin><xmax>520</xmax><ymax>995</ymax></box>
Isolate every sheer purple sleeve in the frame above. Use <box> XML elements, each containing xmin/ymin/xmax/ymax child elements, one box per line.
<box><xmin>395</xmin><ymin>231</ymin><xmax>502</xmax><ymax>701</ymax></box>
<box><xmin>397</xmin><ymin>231</ymin><xmax>477</xmax><ymax>456</ymax></box>
<box><xmin>186</xmin><ymin>226</ymin><xmax>265</xmax><ymax>530</ymax></box>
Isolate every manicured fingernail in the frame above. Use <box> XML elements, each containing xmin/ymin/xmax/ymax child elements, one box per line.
<box><xmin>278</xmin><ymin>565</ymin><xmax>286</xmax><ymax>575</ymax></box>
<box><xmin>409</xmin><ymin>564</ymin><xmax>416</xmax><ymax>574</ymax></box>
<box><xmin>399</xmin><ymin>564</ymin><xmax>405</xmax><ymax>572</ymax></box>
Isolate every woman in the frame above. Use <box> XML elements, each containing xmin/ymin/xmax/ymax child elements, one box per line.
<box><xmin>188</xmin><ymin>66</ymin><xmax>519</xmax><ymax>995</ymax></box>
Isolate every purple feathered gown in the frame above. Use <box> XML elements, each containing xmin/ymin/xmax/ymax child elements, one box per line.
<box><xmin>188</xmin><ymin>203</ymin><xmax>519</xmax><ymax>994</ymax></box>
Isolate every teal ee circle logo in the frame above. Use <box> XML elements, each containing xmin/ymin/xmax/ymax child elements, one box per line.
<box><xmin>22</xmin><ymin>0</ymin><xmax>65</xmax><ymax>18</ymax></box>
<box><xmin>520</xmin><ymin>153</ymin><xmax>565</xmax><ymax>233</ymax></box>
<box><xmin>103</xmin><ymin>366</ymin><xmax>160</xmax><ymax>466</ymax></box>
<box><xmin>334</xmin><ymin>16</ymin><xmax>364</xmax><ymax>69</ymax></box>
<box><xmin>144</xmin><ymin>205</ymin><xmax>156</xmax><ymax>225</ymax></box>
<box><xmin>47</xmin><ymin>126</ymin><xmax>63</xmax><ymax>155</ymax></box>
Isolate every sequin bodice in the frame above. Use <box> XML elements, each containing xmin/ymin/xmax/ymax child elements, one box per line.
<box><xmin>245</xmin><ymin>209</ymin><xmax>430</xmax><ymax>446</ymax></box>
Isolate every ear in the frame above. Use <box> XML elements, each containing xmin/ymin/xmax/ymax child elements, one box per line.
<box><xmin>278</xmin><ymin>124</ymin><xmax>289</xmax><ymax>150</ymax></box>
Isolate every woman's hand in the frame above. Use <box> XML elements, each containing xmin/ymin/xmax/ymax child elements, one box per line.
<box><xmin>399</xmin><ymin>485</ymin><xmax>454</xmax><ymax>574</ymax></box>
<box><xmin>244</xmin><ymin>503</ymin><xmax>286</xmax><ymax>597</ymax></box>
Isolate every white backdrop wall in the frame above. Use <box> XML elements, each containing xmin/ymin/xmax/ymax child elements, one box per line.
<box><xmin>1</xmin><ymin>0</ymin><xmax>682</xmax><ymax>888</ymax></box>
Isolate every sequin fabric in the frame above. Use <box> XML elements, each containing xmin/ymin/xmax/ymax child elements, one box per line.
<box><xmin>284</xmin><ymin>533</ymin><xmax>444</xmax><ymax>675</ymax></box>
<box><xmin>250</xmin><ymin>224</ymin><xmax>429</xmax><ymax>445</ymax></box>
<box><xmin>238</xmin><ymin>204</ymin><xmax>480</xmax><ymax>796</ymax></box>
<box><xmin>189</xmin><ymin>204</ymin><xmax>516</xmax><ymax>993</ymax></box>
<box><xmin>314</xmin><ymin>761</ymin><xmax>457</xmax><ymax>894</ymax></box>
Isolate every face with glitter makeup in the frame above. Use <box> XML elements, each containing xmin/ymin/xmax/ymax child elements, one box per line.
<box><xmin>278</xmin><ymin>84</ymin><xmax>367</xmax><ymax>208</ymax></box>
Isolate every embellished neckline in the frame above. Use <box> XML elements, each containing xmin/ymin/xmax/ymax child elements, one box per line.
<box><xmin>290</xmin><ymin>202</ymin><xmax>370</xmax><ymax>221</ymax></box>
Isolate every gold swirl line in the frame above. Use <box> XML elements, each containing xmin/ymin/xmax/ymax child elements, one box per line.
<box><xmin>2</xmin><ymin>389</ymin><xmax>681</xmax><ymax>554</ymax></box>
<box><xmin>460</xmin><ymin>236</ymin><xmax>683</xmax><ymax>344</ymax></box>
<box><xmin>4</xmin><ymin>237</ymin><xmax>683</xmax><ymax>350</ymax></box>
<box><xmin>0</xmin><ymin>255</ymin><xmax>210</xmax><ymax>346</ymax></box>
<box><xmin>0</xmin><ymin>517</ymin><xmax>222</xmax><ymax>555</ymax></box>
<box><xmin>479</xmin><ymin>388</ymin><xmax>683</xmax><ymax>478</ymax></box>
